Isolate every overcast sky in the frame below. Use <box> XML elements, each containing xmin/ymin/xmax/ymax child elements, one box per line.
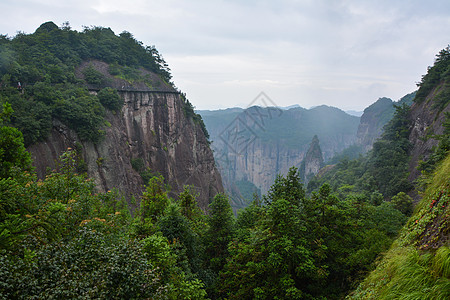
<box><xmin>1</xmin><ymin>0</ymin><xmax>450</xmax><ymax>110</ymax></box>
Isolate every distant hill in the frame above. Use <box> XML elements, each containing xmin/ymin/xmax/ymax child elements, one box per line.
<box><xmin>356</xmin><ymin>93</ymin><xmax>416</xmax><ymax>152</ymax></box>
<box><xmin>198</xmin><ymin>105</ymin><xmax>360</xmax><ymax>210</ymax></box>
<box><xmin>345</xmin><ymin>110</ymin><xmax>364</xmax><ymax>117</ymax></box>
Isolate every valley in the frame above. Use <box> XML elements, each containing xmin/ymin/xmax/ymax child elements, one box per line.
<box><xmin>0</xmin><ymin>21</ymin><xmax>448</xmax><ymax>299</ymax></box>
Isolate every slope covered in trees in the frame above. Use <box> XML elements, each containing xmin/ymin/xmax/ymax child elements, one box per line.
<box><xmin>307</xmin><ymin>102</ymin><xmax>413</xmax><ymax>201</ymax></box>
<box><xmin>0</xmin><ymin>122</ymin><xmax>409</xmax><ymax>298</ymax></box>
<box><xmin>0</xmin><ymin>21</ymin><xmax>206</xmax><ymax>146</ymax></box>
<box><xmin>348</xmin><ymin>153</ymin><xmax>450</xmax><ymax>299</ymax></box>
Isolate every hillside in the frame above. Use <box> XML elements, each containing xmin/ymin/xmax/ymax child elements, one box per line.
<box><xmin>0</xmin><ymin>22</ymin><xmax>223</xmax><ymax>209</ymax></box>
<box><xmin>342</xmin><ymin>46</ymin><xmax>450</xmax><ymax>299</ymax></box>
<box><xmin>348</xmin><ymin>153</ymin><xmax>450</xmax><ymax>299</ymax></box>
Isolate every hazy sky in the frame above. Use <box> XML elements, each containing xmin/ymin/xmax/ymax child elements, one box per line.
<box><xmin>1</xmin><ymin>0</ymin><xmax>450</xmax><ymax>110</ymax></box>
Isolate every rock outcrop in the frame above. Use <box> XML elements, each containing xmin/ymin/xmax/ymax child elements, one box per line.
<box><xmin>356</xmin><ymin>93</ymin><xmax>415</xmax><ymax>152</ymax></box>
<box><xmin>300</xmin><ymin>135</ymin><xmax>324</xmax><ymax>184</ymax></box>
<box><xmin>356</xmin><ymin>97</ymin><xmax>395</xmax><ymax>152</ymax></box>
<box><xmin>407</xmin><ymin>84</ymin><xmax>450</xmax><ymax>183</ymax></box>
<box><xmin>28</xmin><ymin>90</ymin><xmax>223</xmax><ymax>211</ymax></box>
<box><xmin>200</xmin><ymin>105</ymin><xmax>359</xmax><ymax>208</ymax></box>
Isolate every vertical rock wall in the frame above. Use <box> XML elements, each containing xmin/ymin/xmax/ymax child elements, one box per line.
<box><xmin>28</xmin><ymin>91</ymin><xmax>223</xmax><ymax>210</ymax></box>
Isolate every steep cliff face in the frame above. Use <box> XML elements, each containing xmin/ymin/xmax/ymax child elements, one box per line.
<box><xmin>300</xmin><ymin>135</ymin><xmax>324</xmax><ymax>184</ymax></box>
<box><xmin>356</xmin><ymin>93</ymin><xmax>415</xmax><ymax>152</ymax></box>
<box><xmin>200</xmin><ymin>105</ymin><xmax>359</xmax><ymax>208</ymax></box>
<box><xmin>28</xmin><ymin>90</ymin><xmax>223</xmax><ymax>210</ymax></box>
<box><xmin>408</xmin><ymin>84</ymin><xmax>450</xmax><ymax>182</ymax></box>
<box><xmin>356</xmin><ymin>97</ymin><xmax>395</xmax><ymax>152</ymax></box>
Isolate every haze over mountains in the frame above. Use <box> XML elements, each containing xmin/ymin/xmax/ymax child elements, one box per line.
<box><xmin>198</xmin><ymin>92</ymin><xmax>415</xmax><ymax>209</ymax></box>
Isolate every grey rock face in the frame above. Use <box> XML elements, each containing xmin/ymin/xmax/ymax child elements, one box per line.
<box><xmin>28</xmin><ymin>91</ymin><xmax>223</xmax><ymax>211</ymax></box>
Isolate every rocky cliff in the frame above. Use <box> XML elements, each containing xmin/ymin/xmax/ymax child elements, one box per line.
<box><xmin>408</xmin><ymin>83</ymin><xmax>450</xmax><ymax>182</ymax></box>
<box><xmin>356</xmin><ymin>97</ymin><xmax>395</xmax><ymax>152</ymax></box>
<box><xmin>200</xmin><ymin>105</ymin><xmax>359</xmax><ymax>208</ymax></box>
<box><xmin>356</xmin><ymin>93</ymin><xmax>415</xmax><ymax>152</ymax></box>
<box><xmin>299</xmin><ymin>135</ymin><xmax>324</xmax><ymax>184</ymax></box>
<box><xmin>28</xmin><ymin>89</ymin><xmax>223</xmax><ymax>211</ymax></box>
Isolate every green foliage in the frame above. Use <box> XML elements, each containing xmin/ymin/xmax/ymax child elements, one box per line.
<box><xmin>140</xmin><ymin>175</ymin><xmax>170</xmax><ymax>223</ymax></box>
<box><xmin>0</xmin><ymin>21</ymin><xmax>174</xmax><ymax>144</ymax></box>
<box><xmin>223</xmin><ymin>169</ymin><xmax>406</xmax><ymax>299</ymax></box>
<box><xmin>0</xmin><ymin>228</ymin><xmax>165</xmax><ymax>299</ymax></box>
<box><xmin>415</xmin><ymin>45</ymin><xmax>450</xmax><ymax>105</ymax></box>
<box><xmin>82</xmin><ymin>64</ymin><xmax>105</xmax><ymax>85</ymax></box>
<box><xmin>131</xmin><ymin>157</ymin><xmax>145</xmax><ymax>172</ymax></box>
<box><xmin>53</xmin><ymin>89</ymin><xmax>105</xmax><ymax>142</ymax></box>
<box><xmin>178</xmin><ymin>185</ymin><xmax>202</xmax><ymax>221</ymax></box>
<box><xmin>391</xmin><ymin>192</ymin><xmax>413</xmax><ymax>216</ymax></box>
<box><xmin>349</xmin><ymin>153</ymin><xmax>450</xmax><ymax>299</ymax></box>
<box><xmin>0</xmin><ymin>149</ymin><xmax>208</xmax><ymax>298</ymax></box>
<box><xmin>205</xmin><ymin>193</ymin><xmax>235</xmax><ymax>274</ymax></box>
<box><xmin>97</xmin><ymin>87</ymin><xmax>123</xmax><ymax>111</ymax></box>
<box><xmin>264</xmin><ymin>166</ymin><xmax>305</xmax><ymax>206</ymax></box>
<box><xmin>0</xmin><ymin>103</ymin><xmax>32</xmax><ymax>178</ymax></box>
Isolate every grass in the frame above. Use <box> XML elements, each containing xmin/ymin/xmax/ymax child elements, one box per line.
<box><xmin>347</xmin><ymin>154</ymin><xmax>450</xmax><ymax>299</ymax></box>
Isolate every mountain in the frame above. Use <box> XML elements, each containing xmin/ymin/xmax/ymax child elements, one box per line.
<box><xmin>348</xmin><ymin>154</ymin><xmax>450</xmax><ymax>299</ymax></box>
<box><xmin>345</xmin><ymin>110</ymin><xmax>364</xmax><ymax>117</ymax></box>
<box><xmin>347</xmin><ymin>46</ymin><xmax>450</xmax><ymax>299</ymax></box>
<box><xmin>198</xmin><ymin>105</ymin><xmax>360</xmax><ymax>209</ymax></box>
<box><xmin>356</xmin><ymin>93</ymin><xmax>415</xmax><ymax>153</ymax></box>
<box><xmin>0</xmin><ymin>22</ymin><xmax>223</xmax><ymax>210</ymax></box>
<box><xmin>299</xmin><ymin>135</ymin><xmax>324</xmax><ymax>184</ymax></box>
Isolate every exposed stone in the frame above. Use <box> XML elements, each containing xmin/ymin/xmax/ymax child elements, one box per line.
<box><xmin>28</xmin><ymin>91</ymin><xmax>223</xmax><ymax>211</ymax></box>
<box><xmin>300</xmin><ymin>135</ymin><xmax>324</xmax><ymax>184</ymax></box>
<box><xmin>356</xmin><ymin>97</ymin><xmax>395</xmax><ymax>152</ymax></box>
<box><xmin>407</xmin><ymin>84</ymin><xmax>450</xmax><ymax>183</ymax></box>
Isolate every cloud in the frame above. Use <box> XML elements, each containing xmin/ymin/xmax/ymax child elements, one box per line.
<box><xmin>1</xmin><ymin>0</ymin><xmax>449</xmax><ymax>110</ymax></box>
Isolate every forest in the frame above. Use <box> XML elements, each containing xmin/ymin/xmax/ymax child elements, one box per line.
<box><xmin>0</xmin><ymin>22</ymin><xmax>449</xmax><ymax>299</ymax></box>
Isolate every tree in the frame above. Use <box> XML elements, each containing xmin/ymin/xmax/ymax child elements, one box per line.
<box><xmin>264</xmin><ymin>166</ymin><xmax>305</xmax><ymax>206</ymax></box>
<box><xmin>97</xmin><ymin>87</ymin><xmax>123</xmax><ymax>111</ymax></box>
<box><xmin>205</xmin><ymin>193</ymin><xmax>235</xmax><ymax>273</ymax></box>
<box><xmin>0</xmin><ymin>102</ymin><xmax>32</xmax><ymax>179</ymax></box>
<box><xmin>140</xmin><ymin>175</ymin><xmax>170</xmax><ymax>223</ymax></box>
<box><xmin>391</xmin><ymin>192</ymin><xmax>413</xmax><ymax>216</ymax></box>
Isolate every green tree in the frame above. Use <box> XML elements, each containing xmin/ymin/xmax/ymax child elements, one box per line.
<box><xmin>0</xmin><ymin>102</ymin><xmax>32</xmax><ymax>179</ymax></box>
<box><xmin>139</xmin><ymin>175</ymin><xmax>170</xmax><ymax>223</ymax></box>
<box><xmin>97</xmin><ymin>87</ymin><xmax>123</xmax><ymax>111</ymax></box>
<box><xmin>264</xmin><ymin>166</ymin><xmax>305</xmax><ymax>206</ymax></box>
<box><xmin>205</xmin><ymin>193</ymin><xmax>235</xmax><ymax>273</ymax></box>
<box><xmin>390</xmin><ymin>191</ymin><xmax>413</xmax><ymax>216</ymax></box>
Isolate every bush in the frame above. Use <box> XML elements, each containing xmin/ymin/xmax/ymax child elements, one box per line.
<box><xmin>97</xmin><ymin>87</ymin><xmax>123</xmax><ymax>111</ymax></box>
<box><xmin>82</xmin><ymin>65</ymin><xmax>105</xmax><ymax>85</ymax></box>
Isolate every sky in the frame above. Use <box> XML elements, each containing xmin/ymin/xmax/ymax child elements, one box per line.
<box><xmin>1</xmin><ymin>0</ymin><xmax>450</xmax><ymax>111</ymax></box>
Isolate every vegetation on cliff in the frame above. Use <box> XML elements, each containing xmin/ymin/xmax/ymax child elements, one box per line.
<box><xmin>308</xmin><ymin>102</ymin><xmax>413</xmax><ymax>200</ymax></box>
<box><xmin>0</xmin><ymin>21</ymin><xmax>208</xmax><ymax>145</ymax></box>
<box><xmin>348</xmin><ymin>153</ymin><xmax>450</xmax><ymax>299</ymax></box>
